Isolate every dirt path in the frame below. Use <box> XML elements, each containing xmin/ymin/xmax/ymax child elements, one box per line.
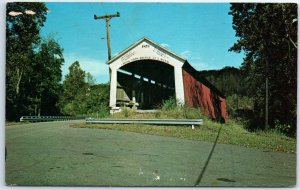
<box><xmin>5</xmin><ymin>121</ymin><xmax>296</xmax><ymax>186</ymax></box>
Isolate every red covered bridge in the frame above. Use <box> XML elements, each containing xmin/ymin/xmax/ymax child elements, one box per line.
<box><xmin>107</xmin><ymin>37</ymin><xmax>227</xmax><ymax>122</ymax></box>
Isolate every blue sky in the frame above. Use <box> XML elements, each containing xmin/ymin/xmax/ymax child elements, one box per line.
<box><xmin>41</xmin><ymin>2</ymin><xmax>244</xmax><ymax>83</ymax></box>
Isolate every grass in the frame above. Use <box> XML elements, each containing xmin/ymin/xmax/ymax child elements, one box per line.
<box><xmin>72</xmin><ymin>107</ymin><xmax>296</xmax><ymax>154</ymax></box>
<box><xmin>110</xmin><ymin>106</ymin><xmax>203</xmax><ymax>119</ymax></box>
<box><xmin>5</xmin><ymin>121</ymin><xmax>30</xmax><ymax>126</ymax></box>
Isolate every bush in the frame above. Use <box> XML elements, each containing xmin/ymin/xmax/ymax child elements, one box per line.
<box><xmin>159</xmin><ymin>97</ymin><xmax>202</xmax><ymax>119</ymax></box>
<box><xmin>161</xmin><ymin>97</ymin><xmax>177</xmax><ymax>111</ymax></box>
<box><xmin>121</xmin><ymin>107</ymin><xmax>131</xmax><ymax>118</ymax></box>
<box><xmin>95</xmin><ymin>104</ymin><xmax>110</xmax><ymax>118</ymax></box>
<box><xmin>274</xmin><ymin>120</ymin><xmax>293</xmax><ymax>136</ymax></box>
<box><xmin>182</xmin><ymin>105</ymin><xmax>202</xmax><ymax>119</ymax></box>
<box><xmin>226</xmin><ymin>94</ymin><xmax>254</xmax><ymax>116</ymax></box>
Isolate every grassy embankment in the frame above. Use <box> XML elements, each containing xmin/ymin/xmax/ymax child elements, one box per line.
<box><xmin>72</xmin><ymin>106</ymin><xmax>296</xmax><ymax>154</ymax></box>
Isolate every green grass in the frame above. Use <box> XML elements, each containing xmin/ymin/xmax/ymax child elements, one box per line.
<box><xmin>110</xmin><ymin>106</ymin><xmax>203</xmax><ymax>119</ymax></box>
<box><xmin>72</xmin><ymin>108</ymin><xmax>296</xmax><ymax>154</ymax></box>
<box><xmin>5</xmin><ymin>121</ymin><xmax>30</xmax><ymax>126</ymax></box>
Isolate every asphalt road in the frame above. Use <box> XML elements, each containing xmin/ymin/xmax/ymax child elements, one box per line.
<box><xmin>5</xmin><ymin>121</ymin><xmax>296</xmax><ymax>187</ymax></box>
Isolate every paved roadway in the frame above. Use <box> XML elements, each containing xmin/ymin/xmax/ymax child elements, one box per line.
<box><xmin>5</xmin><ymin>121</ymin><xmax>296</xmax><ymax>187</ymax></box>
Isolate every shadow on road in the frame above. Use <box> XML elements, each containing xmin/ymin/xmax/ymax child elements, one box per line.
<box><xmin>194</xmin><ymin>124</ymin><xmax>223</xmax><ymax>186</ymax></box>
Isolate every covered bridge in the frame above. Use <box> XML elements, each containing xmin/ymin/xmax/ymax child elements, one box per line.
<box><xmin>107</xmin><ymin>37</ymin><xmax>227</xmax><ymax>122</ymax></box>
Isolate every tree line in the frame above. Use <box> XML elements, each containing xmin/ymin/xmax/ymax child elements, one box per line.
<box><xmin>6</xmin><ymin>2</ymin><xmax>109</xmax><ymax>121</ymax></box>
<box><xmin>201</xmin><ymin>3</ymin><xmax>297</xmax><ymax>136</ymax></box>
<box><xmin>199</xmin><ymin>67</ymin><xmax>254</xmax><ymax>116</ymax></box>
<box><xmin>6</xmin><ymin>2</ymin><xmax>61</xmax><ymax>119</ymax></box>
<box><xmin>230</xmin><ymin>3</ymin><xmax>297</xmax><ymax>136</ymax></box>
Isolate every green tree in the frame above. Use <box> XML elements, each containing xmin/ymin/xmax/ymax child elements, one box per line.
<box><xmin>85</xmin><ymin>72</ymin><xmax>96</xmax><ymax>85</ymax></box>
<box><xmin>32</xmin><ymin>38</ymin><xmax>64</xmax><ymax>116</ymax></box>
<box><xmin>6</xmin><ymin>2</ymin><xmax>49</xmax><ymax>120</ymax></box>
<box><xmin>60</xmin><ymin>61</ymin><xmax>87</xmax><ymax>115</ymax></box>
<box><xmin>229</xmin><ymin>3</ymin><xmax>297</xmax><ymax>135</ymax></box>
<box><xmin>200</xmin><ymin>67</ymin><xmax>249</xmax><ymax>96</ymax></box>
<box><xmin>60</xmin><ymin>61</ymin><xmax>110</xmax><ymax>117</ymax></box>
<box><xmin>85</xmin><ymin>84</ymin><xmax>110</xmax><ymax>117</ymax></box>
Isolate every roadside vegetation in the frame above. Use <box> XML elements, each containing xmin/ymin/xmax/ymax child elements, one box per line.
<box><xmin>72</xmin><ymin>98</ymin><xmax>296</xmax><ymax>154</ymax></box>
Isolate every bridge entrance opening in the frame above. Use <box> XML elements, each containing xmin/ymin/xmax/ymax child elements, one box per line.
<box><xmin>116</xmin><ymin>60</ymin><xmax>175</xmax><ymax>109</ymax></box>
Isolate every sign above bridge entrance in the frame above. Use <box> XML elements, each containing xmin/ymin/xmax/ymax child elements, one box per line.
<box><xmin>107</xmin><ymin>37</ymin><xmax>186</xmax><ymax>71</ymax></box>
<box><xmin>120</xmin><ymin>42</ymin><xmax>170</xmax><ymax>66</ymax></box>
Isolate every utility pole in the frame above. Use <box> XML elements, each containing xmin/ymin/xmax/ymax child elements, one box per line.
<box><xmin>94</xmin><ymin>12</ymin><xmax>120</xmax><ymax>61</ymax></box>
<box><xmin>262</xmin><ymin>36</ymin><xmax>269</xmax><ymax>130</ymax></box>
<box><xmin>265</xmin><ymin>53</ymin><xmax>269</xmax><ymax>130</ymax></box>
<box><xmin>260</xmin><ymin>20</ymin><xmax>269</xmax><ymax>130</ymax></box>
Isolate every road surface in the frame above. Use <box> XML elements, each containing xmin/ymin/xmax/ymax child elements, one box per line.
<box><xmin>5</xmin><ymin>121</ymin><xmax>296</xmax><ymax>186</ymax></box>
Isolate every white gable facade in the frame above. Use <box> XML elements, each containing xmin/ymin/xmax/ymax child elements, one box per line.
<box><xmin>107</xmin><ymin>37</ymin><xmax>186</xmax><ymax>109</ymax></box>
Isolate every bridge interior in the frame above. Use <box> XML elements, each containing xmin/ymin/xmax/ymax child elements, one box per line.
<box><xmin>116</xmin><ymin>60</ymin><xmax>175</xmax><ymax>109</ymax></box>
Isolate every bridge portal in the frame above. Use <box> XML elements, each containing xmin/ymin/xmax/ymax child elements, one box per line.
<box><xmin>106</xmin><ymin>37</ymin><xmax>227</xmax><ymax>121</ymax></box>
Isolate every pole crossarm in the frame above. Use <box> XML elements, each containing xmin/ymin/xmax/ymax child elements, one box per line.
<box><xmin>94</xmin><ymin>12</ymin><xmax>120</xmax><ymax>20</ymax></box>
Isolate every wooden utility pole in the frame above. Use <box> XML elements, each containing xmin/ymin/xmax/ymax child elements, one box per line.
<box><xmin>265</xmin><ymin>54</ymin><xmax>269</xmax><ymax>130</ymax></box>
<box><xmin>264</xmin><ymin>30</ymin><xmax>270</xmax><ymax>130</ymax></box>
<box><xmin>94</xmin><ymin>12</ymin><xmax>120</xmax><ymax>61</ymax></box>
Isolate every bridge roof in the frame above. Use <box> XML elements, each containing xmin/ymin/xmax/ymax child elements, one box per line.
<box><xmin>106</xmin><ymin>37</ymin><xmax>186</xmax><ymax>65</ymax></box>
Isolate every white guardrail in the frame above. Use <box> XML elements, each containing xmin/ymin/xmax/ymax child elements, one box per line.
<box><xmin>20</xmin><ymin>116</ymin><xmax>85</xmax><ymax>122</ymax></box>
<box><xmin>86</xmin><ymin>118</ymin><xmax>203</xmax><ymax>129</ymax></box>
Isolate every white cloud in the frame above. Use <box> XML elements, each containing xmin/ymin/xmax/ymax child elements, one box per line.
<box><xmin>192</xmin><ymin>61</ymin><xmax>216</xmax><ymax>71</ymax></box>
<box><xmin>191</xmin><ymin>56</ymin><xmax>202</xmax><ymax>61</ymax></box>
<box><xmin>179</xmin><ymin>50</ymin><xmax>190</xmax><ymax>58</ymax></box>
<box><xmin>63</xmin><ymin>53</ymin><xmax>109</xmax><ymax>83</ymax></box>
<box><xmin>190</xmin><ymin>56</ymin><xmax>220</xmax><ymax>71</ymax></box>
<box><xmin>160</xmin><ymin>43</ymin><xmax>169</xmax><ymax>48</ymax></box>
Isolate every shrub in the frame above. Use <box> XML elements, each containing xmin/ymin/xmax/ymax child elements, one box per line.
<box><xmin>160</xmin><ymin>97</ymin><xmax>202</xmax><ymax>119</ymax></box>
<box><xmin>274</xmin><ymin>120</ymin><xmax>292</xmax><ymax>136</ymax></box>
<box><xmin>182</xmin><ymin>105</ymin><xmax>202</xmax><ymax>119</ymax></box>
<box><xmin>121</xmin><ymin>107</ymin><xmax>129</xmax><ymax>118</ymax></box>
<box><xmin>161</xmin><ymin>97</ymin><xmax>177</xmax><ymax>111</ymax></box>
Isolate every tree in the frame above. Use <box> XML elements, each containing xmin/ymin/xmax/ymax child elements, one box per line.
<box><xmin>6</xmin><ymin>2</ymin><xmax>48</xmax><ymax>120</ymax></box>
<box><xmin>59</xmin><ymin>61</ymin><xmax>110</xmax><ymax>117</ymax></box>
<box><xmin>229</xmin><ymin>3</ymin><xmax>297</xmax><ymax>135</ymax></box>
<box><xmin>199</xmin><ymin>67</ymin><xmax>249</xmax><ymax>96</ymax></box>
<box><xmin>60</xmin><ymin>61</ymin><xmax>87</xmax><ymax>115</ymax></box>
<box><xmin>6</xmin><ymin>2</ymin><xmax>47</xmax><ymax>95</ymax></box>
<box><xmin>32</xmin><ymin>38</ymin><xmax>64</xmax><ymax>116</ymax></box>
<box><xmin>85</xmin><ymin>72</ymin><xmax>96</xmax><ymax>85</ymax></box>
<box><xmin>85</xmin><ymin>83</ymin><xmax>110</xmax><ymax>117</ymax></box>
<box><xmin>6</xmin><ymin>3</ymin><xmax>65</xmax><ymax>120</ymax></box>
